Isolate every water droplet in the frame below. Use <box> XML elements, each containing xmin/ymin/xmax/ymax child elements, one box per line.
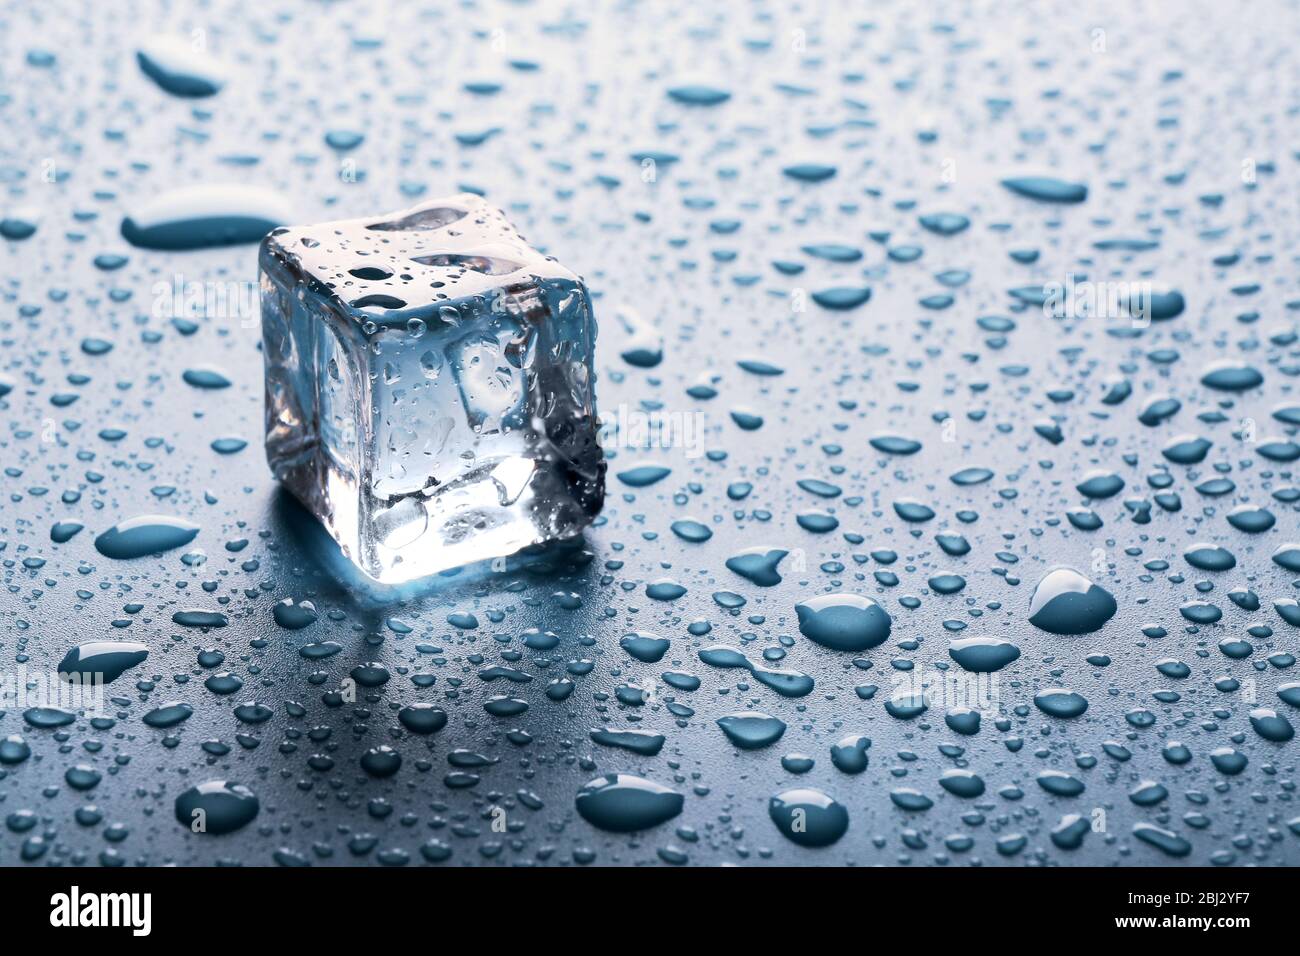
<box><xmin>768</xmin><ymin>788</ymin><xmax>849</xmax><ymax>847</ymax></box>
<box><xmin>94</xmin><ymin>515</ymin><xmax>200</xmax><ymax>560</ymax></box>
<box><xmin>174</xmin><ymin>781</ymin><xmax>260</xmax><ymax>834</ymax></box>
<box><xmin>574</xmin><ymin>773</ymin><xmax>684</xmax><ymax>832</ymax></box>
<box><xmin>121</xmin><ymin>184</ymin><xmax>292</xmax><ymax>250</ymax></box>
<box><xmin>1028</xmin><ymin>567</ymin><xmax>1117</xmax><ymax>635</ymax></box>
<box><xmin>58</xmin><ymin>641</ymin><xmax>148</xmax><ymax>684</ymax></box>
<box><xmin>717</xmin><ymin>711</ymin><xmax>787</xmax><ymax>749</ymax></box>
<box><xmin>1034</xmin><ymin>688</ymin><xmax>1089</xmax><ymax>718</ymax></box>
<box><xmin>948</xmin><ymin>636</ymin><xmax>1021</xmax><ymax>672</ymax></box>
<box><xmin>1001</xmin><ymin>176</ymin><xmax>1088</xmax><ymax>203</ymax></box>
<box><xmin>795</xmin><ymin>593</ymin><xmax>892</xmax><ymax>650</ymax></box>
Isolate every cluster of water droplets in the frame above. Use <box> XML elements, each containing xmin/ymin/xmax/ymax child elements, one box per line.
<box><xmin>0</xmin><ymin>0</ymin><xmax>1296</xmax><ymax>866</ymax></box>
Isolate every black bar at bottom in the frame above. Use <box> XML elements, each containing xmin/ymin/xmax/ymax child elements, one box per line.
<box><xmin>1</xmin><ymin>865</ymin><xmax>1274</xmax><ymax>940</ymax></box>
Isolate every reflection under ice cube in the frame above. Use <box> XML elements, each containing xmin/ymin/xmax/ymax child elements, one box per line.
<box><xmin>260</xmin><ymin>194</ymin><xmax>605</xmax><ymax>584</ymax></box>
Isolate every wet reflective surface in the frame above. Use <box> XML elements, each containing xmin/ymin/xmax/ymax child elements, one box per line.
<box><xmin>1</xmin><ymin>0</ymin><xmax>1298</xmax><ymax>865</ymax></box>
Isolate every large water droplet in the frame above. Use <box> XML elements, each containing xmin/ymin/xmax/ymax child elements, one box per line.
<box><xmin>173</xmin><ymin>781</ymin><xmax>260</xmax><ymax>834</ymax></box>
<box><xmin>794</xmin><ymin>593</ymin><xmax>892</xmax><ymax>650</ymax></box>
<box><xmin>947</xmin><ymin>636</ymin><xmax>1021</xmax><ymax>672</ymax></box>
<box><xmin>574</xmin><ymin>773</ymin><xmax>684</xmax><ymax>832</ymax></box>
<box><xmin>58</xmin><ymin>641</ymin><xmax>148</xmax><ymax>684</ymax></box>
<box><xmin>1028</xmin><ymin>567</ymin><xmax>1117</xmax><ymax>634</ymax></box>
<box><xmin>121</xmin><ymin>184</ymin><xmax>292</xmax><ymax>250</ymax></box>
<box><xmin>94</xmin><ymin>515</ymin><xmax>200</xmax><ymax>560</ymax></box>
<box><xmin>716</xmin><ymin>711</ymin><xmax>787</xmax><ymax>749</ymax></box>
<box><xmin>768</xmin><ymin>788</ymin><xmax>849</xmax><ymax>847</ymax></box>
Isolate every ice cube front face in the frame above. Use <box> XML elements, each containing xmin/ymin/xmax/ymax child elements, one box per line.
<box><xmin>260</xmin><ymin>194</ymin><xmax>605</xmax><ymax>584</ymax></box>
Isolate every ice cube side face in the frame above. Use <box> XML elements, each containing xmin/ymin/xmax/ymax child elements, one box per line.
<box><xmin>261</xmin><ymin>194</ymin><xmax>605</xmax><ymax>584</ymax></box>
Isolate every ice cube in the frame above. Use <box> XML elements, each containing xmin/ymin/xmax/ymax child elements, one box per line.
<box><xmin>260</xmin><ymin>194</ymin><xmax>605</xmax><ymax>583</ymax></box>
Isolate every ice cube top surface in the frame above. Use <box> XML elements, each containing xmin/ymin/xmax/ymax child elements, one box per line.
<box><xmin>260</xmin><ymin>194</ymin><xmax>604</xmax><ymax>585</ymax></box>
<box><xmin>262</xmin><ymin>193</ymin><xmax>578</xmax><ymax>323</ymax></box>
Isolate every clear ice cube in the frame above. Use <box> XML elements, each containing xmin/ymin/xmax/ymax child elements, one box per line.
<box><xmin>260</xmin><ymin>194</ymin><xmax>605</xmax><ymax>583</ymax></box>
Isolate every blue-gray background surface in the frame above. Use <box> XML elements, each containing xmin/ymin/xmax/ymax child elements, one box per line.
<box><xmin>1</xmin><ymin>0</ymin><xmax>1298</xmax><ymax>865</ymax></box>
